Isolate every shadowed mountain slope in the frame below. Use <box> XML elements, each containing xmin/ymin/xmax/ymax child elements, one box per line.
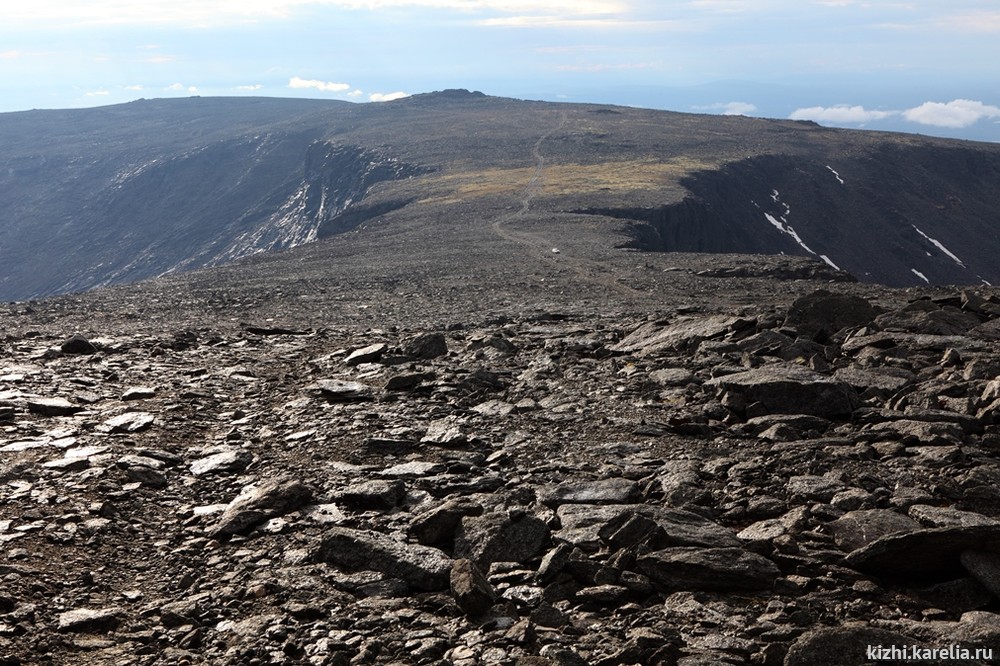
<box><xmin>3</xmin><ymin>91</ymin><xmax>1000</xmax><ymax>301</ymax></box>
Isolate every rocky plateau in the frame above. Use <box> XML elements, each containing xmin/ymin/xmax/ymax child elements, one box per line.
<box><xmin>3</xmin><ymin>92</ymin><xmax>1000</xmax><ymax>665</ymax></box>
<box><xmin>5</xmin><ymin>279</ymin><xmax>1000</xmax><ymax>665</ymax></box>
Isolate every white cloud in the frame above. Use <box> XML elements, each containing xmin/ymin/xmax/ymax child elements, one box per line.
<box><xmin>555</xmin><ymin>60</ymin><xmax>661</xmax><ymax>72</ymax></box>
<box><xmin>903</xmin><ymin>99</ymin><xmax>1000</xmax><ymax>128</ymax></box>
<box><xmin>370</xmin><ymin>91</ymin><xmax>409</xmax><ymax>102</ymax></box>
<box><xmin>693</xmin><ymin>101</ymin><xmax>757</xmax><ymax>115</ymax></box>
<box><xmin>937</xmin><ymin>11</ymin><xmax>1000</xmax><ymax>33</ymax></box>
<box><xmin>789</xmin><ymin>104</ymin><xmax>897</xmax><ymax>124</ymax></box>
<box><xmin>165</xmin><ymin>83</ymin><xmax>198</xmax><ymax>93</ymax></box>
<box><xmin>2</xmin><ymin>0</ymin><xmax>625</xmax><ymax>27</ymax></box>
<box><xmin>479</xmin><ymin>16</ymin><xmax>679</xmax><ymax>28</ymax></box>
<box><xmin>85</xmin><ymin>90</ymin><xmax>110</xmax><ymax>97</ymax></box>
<box><xmin>288</xmin><ymin>76</ymin><xmax>351</xmax><ymax>93</ymax></box>
<box><xmin>125</xmin><ymin>84</ymin><xmax>144</xmax><ymax>91</ymax></box>
<box><xmin>348</xmin><ymin>89</ymin><xmax>364</xmax><ymax>97</ymax></box>
<box><xmin>236</xmin><ymin>84</ymin><xmax>264</xmax><ymax>90</ymax></box>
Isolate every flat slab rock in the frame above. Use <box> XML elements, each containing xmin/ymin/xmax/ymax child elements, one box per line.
<box><xmin>103</xmin><ymin>411</ymin><xmax>155</xmax><ymax>433</ymax></box>
<box><xmin>845</xmin><ymin>524</ymin><xmax>1000</xmax><ymax>576</ymax></box>
<box><xmin>610</xmin><ymin>315</ymin><xmax>740</xmax><ymax>356</ymax></box>
<box><xmin>705</xmin><ymin>363</ymin><xmax>858</xmax><ymax>418</ymax></box>
<box><xmin>636</xmin><ymin>547</ymin><xmax>779</xmax><ymax>592</ymax></box>
<box><xmin>829</xmin><ymin>509</ymin><xmax>921</xmax><ymax>552</ymax></box>
<box><xmin>308</xmin><ymin>379</ymin><xmax>376</xmax><ymax>402</ymax></box>
<box><xmin>538</xmin><ymin>477</ymin><xmax>640</xmax><ymax>507</ymax></box>
<box><xmin>57</xmin><ymin>607</ymin><xmax>123</xmax><ymax>632</ymax></box>
<box><xmin>27</xmin><ymin>397</ymin><xmax>83</xmax><ymax>417</ymax></box>
<box><xmin>189</xmin><ymin>448</ymin><xmax>253</xmax><ymax>477</ymax></box>
<box><xmin>315</xmin><ymin>526</ymin><xmax>452</xmax><ymax>591</ymax></box>
<box><xmin>555</xmin><ymin>504</ymin><xmax>739</xmax><ymax>551</ymax></box>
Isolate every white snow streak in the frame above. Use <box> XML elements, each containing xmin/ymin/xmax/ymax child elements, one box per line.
<box><xmin>912</xmin><ymin>225</ymin><xmax>966</xmax><ymax>267</ymax></box>
<box><xmin>826</xmin><ymin>165</ymin><xmax>844</xmax><ymax>184</ymax></box>
<box><xmin>819</xmin><ymin>255</ymin><xmax>841</xmax><ymax>270</ymax></box>
<box><xmin>764</xmin><ymin>213</ymin><xmax>816</xmax><ymax>255</ymax></box>
<box><xmin>911</xmin><ymin>268</ymin><xmax>930</xmax><ymax>284</ymax></box>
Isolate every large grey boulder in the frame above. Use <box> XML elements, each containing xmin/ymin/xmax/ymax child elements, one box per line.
<box><xmin>316</xmin><ymin>526</ymin><xmax>452</xmax><ymax>591</ymax></box>
<box><xmin>784</xmin><ymin>625</ymin><xmax>922</xmax><ymax>666</ymax></box>
<box><xmin>783</xmin><ymin>289</ymin><xmax>881</xmax><ymax>342</ymax></box>
<box><xmin>454</xmin><ymin>511</ymin><xmax>550</xmax><ymax>569</ymax></box>
<box><xmin>706</xmin><ymin>363</ymin><xmax>858</xmax><ymax>418</ymax></box>
<box><xmin>636</xmin><ymin>547</ymin><xmax>779</xmax><ymax>592</ymax></box>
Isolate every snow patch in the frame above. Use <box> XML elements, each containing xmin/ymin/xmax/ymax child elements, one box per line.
<box><xmin>912</xmin><ymin>225</ymin><xmax>966</xmax><ymax>267</ymax></box>
<box><xmin>826</xmin><ymin>166</ymin><xmax>844</xmax><ymax>185</ymax></box>
<box><xmin>911</xmin><ymin>268</ymin><xmax>930</xmax><ymax>284</ymax></box>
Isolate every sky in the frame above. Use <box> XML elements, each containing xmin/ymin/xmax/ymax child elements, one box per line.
<box><xmin>2</xmin><ymin>0</ymin><xmax>999</xmax><ymax>141</ymax></box>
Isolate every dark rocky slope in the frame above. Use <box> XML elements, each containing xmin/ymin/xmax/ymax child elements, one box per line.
<box><xmin>597</xmin><ymin>146</ymin><xmax>1000</xmax><ymax>287</ymax></box>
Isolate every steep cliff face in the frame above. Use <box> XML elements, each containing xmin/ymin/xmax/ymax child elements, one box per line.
<box><xmin>0</xmin><ymin>127</ymin><xmax>422</xmax><ymax>299</ymax></box>
<box><xmin>598</xmin><ymin>146</ymin><xmax>1000</xmax><ymax>287</ymax></box>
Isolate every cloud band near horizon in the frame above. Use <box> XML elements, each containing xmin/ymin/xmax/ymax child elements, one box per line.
<box><xmin>789</xmin><ymin>99</ymin><xmax>1000</xmax><ymax>129</ymax></box>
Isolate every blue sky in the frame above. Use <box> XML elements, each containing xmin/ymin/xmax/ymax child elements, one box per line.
<box><xmin>2</xmin><ymin>0</ymin><xmax>999</xmax><ymax>140</ymax></box>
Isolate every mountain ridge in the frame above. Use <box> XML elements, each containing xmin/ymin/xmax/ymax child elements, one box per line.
<box><xmin>3</xmin><ymin>92</ymin><xmax>1000</xmax><ymax>301</ymax></box>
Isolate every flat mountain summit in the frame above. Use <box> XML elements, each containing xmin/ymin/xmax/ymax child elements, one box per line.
<box><xmin>3</xmin><ymin>91</ymin><xmax>1000</xmax><ymax>302</ymax></box>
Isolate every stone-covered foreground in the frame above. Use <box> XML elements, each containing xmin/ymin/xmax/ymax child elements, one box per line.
<box><xmin>3</xmin><ymin>288</ymin><xmax>1000</xmax><ymax>664</ymax></box>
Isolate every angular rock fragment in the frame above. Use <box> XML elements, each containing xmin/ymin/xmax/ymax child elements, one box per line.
<box><xmin>57</xmin><ymin>607</ymin><xmax>122</xmax><ymax>632</ymax></box>
<box><xmin>454</xmin><ymin>511</ymin><xmax>550</xmax><ymax>569</ymax></box>
<box><xmin>611</xmin><ymin>315</ymin><xmax>740</xmax><ymax>356</ymax></box>
<box><xmin>404</xmin><ymin>332</ymin><xmax>448</xmax><ymax>359</ymax></box>
<box><xmin>556</xmin><ymin>504</ymin><xmax>739</xmax><ymax>551</ymax></box>
<box><xmin>908</xmin><ymin>505</ymin><xmax>1000</xmax><ymax>528</ymax></box>
<box><xmin>409</xmin><ymin>498</ymin><xmax>484</xmax><ymax>545</ymax></box>
<box><xmin>60</xmin><ymin>333</ymin><xmax>98</xmax><ymax>355</ymax></box>
<box><xmin>845</xmin><ymin>525</ymin><xmax>1000</xmax><ymax>576</ymax></box>
<box><xmin>636</xmin><ymin>547</ymin><xmax>779</xmax><ymax>592</ymax></box>
<box><xmin>121</xmin><ymin>386</ymin><xmax>156</xmax><ymax>401</ymax></box>
<box><xmin>450</xmin><ymin>558</ymin><xmax>497</xmax><ymax>616</ymax></box>
<box><xmin>27</xmin><ymin>397</ymin><xmax>82</xmax><ymax>417</ymax></box>
<box><xmin>344</xmin><ymin>342</ymin><xmax>387</xmax><ymax>366</ymax></box>
<box><xmin>209</xmin><ymin>478</ymin><xmax>312</xmax><ymax>539</ymax></box>
<box><xmin>315</xmin><ymin>526</ymin><xmax>451</xmax><ymax>591</ymax></box>
<box><xmin>189</xmin><ymin>448</ymin><xmax>253</xmax><ymax>476</ymax></box>
<box><xmin>308</xmin><ymin>379</ymin><xmax>376</xmax><ymax>402</ymax></box>
<box><xmin>103</xmin><ymin>411</ymin><xmax>155</xmax><ymax>433</ymax></box>
<box><xmin>333</xmin><ymin>479</ymin><xmax>405</xmax><ymax>511</ymax></box>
